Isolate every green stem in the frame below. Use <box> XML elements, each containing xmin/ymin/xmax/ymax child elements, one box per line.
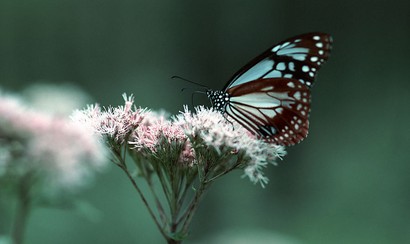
<box><xmin>146</xmin><ymin>176</ymin><xmax>169</xmax><ymax>227</ymax></box>
<box><xmin>181</xmin><ymin>180</ymin><xmax>208</xmax><ymax>234</ymax></box>
<box><xmin>120</xmin><ymin>165</ymin><xmax>170</xmax><ymax>241</ymax></box>
<box><xmin>206</xmin><ymin>162</ymin><xmax>240</xmax><ymax>183</ymax></box>
<box><xmin>11</xmin><ymin>173</ymin><xmax>33</xmax><ymax>244</ymax></box>
<box><xmin>113</xmin><ymin>144</ymin><xmax>169</xmax><ymax>241</ymax></box>
<box><xmin>167</xmin><ymin>238</ymin><xmax>182</xmax><ymax>244</ymax></box>
<box><xmin>156</xmin><ymin>165</ymin><xmax>173</xmax><ymax>213</ymax></box>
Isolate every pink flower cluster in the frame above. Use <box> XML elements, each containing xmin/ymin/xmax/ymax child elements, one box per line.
<box><xmin>0</xmin><ymin>89</ymin><xmax>107</xmax><ymax>194</ymax></box>
<box><xmin>73</xmin><ymin>95</ymin><xmax>196</xmax><ymax>164</ymax></box>
<box><xmin>73</xmin><ymin>94</ymin><xmax>286</xmax><ymax>186</ymax></box>
<box><xmin>130</xmin><ymin>112</ymin><xmax>185</xmax><ymax>151</ymax></box>
<box><xmin>175</xmin><ymin>106</ymin><xmax>286</xmax><ymax>186</ymax></box>
<box><xmin>72</xmin><ymin>94</ymin><xmax>145</xmax><ymax>144</ymax></box>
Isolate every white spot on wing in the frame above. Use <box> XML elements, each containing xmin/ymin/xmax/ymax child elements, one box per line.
<box><xmin>302</xmin><ymin>65</ymin><xmax>309</xmax><ymax>72</ymax></box>
<box><xmin>260</xmin><ymin>109</ymin><xmax>277</xmax><ymax>118</ymax></box>
<box><xmin>265</xmin><ymin>70</ymin><xmax>282</xmax><ymax>78</ymax></box>
<box><xmin>287</xmin><ymin>82</ymin><xmax>295</xmax><ymax>88</ymax></box>
<box><xmin>281</xmin><ymin>42</ymin><xmax>290</xmax><ymax>47</ymax></box>
<box><xmin>282</xmin><ymin>100</ymin><xmax>294</xmax><ymax>108</ymax></box>
<box><xmin>277</xmin><ymin>47</ymin><xmax>309</xmax><ymax>56</ymax></box>
<box><xmin>294</xmin><ymin>91</ymin><xmax>301</xmax><ymax>100</ymax></box>
<box><xmin>292</xmin><ymin>54</ymin><xmax>306</xmax><ymax>61</ymax></box>
<box><xmin>230</xmin><ymin>93</ymin><xmax>282</xmax><ymax>108</ymax></box>
<box><xmin>261</xmin><ymin>86</ymin><xmax>274</xmax><ymax>91</ymax></box>
<box><xmin>276</xmin><ymin>62</ymin><xmax>286</xmax><ymax>71</ymax></box>
<box><xmin>271</xmin><ymin>45</ymin><xmax>280</xmax><ymax>52</ymax></box>
<box><xmin>289</xmin><ymin>62</ymin><xmax>295</xmax><ymax>71</ymax></box>
<box><xmin>270</xmin><ymin>127</ymin><xmax>277</xmax><ymax>134</ymax></box>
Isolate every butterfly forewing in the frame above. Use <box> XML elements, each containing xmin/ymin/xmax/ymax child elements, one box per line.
<box><xmin>225</xmin><ymin>78</ymin><xmax>311</xmax><ymax>146</ymax></box>
<box><xmin>224</xmin><ymin>32</ymin><xmax>332</xmax><ymax>89</ymax></box>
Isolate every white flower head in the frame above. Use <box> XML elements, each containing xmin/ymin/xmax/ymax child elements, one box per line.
<box><xmin>71</xmin><ymin>93</ymin><xmax>146</xmax><ymax>143</ymax></box>
<box><xmin>174</xmin><ymin>106</ymin><xmax>286</xmax><ymax>186</ymax></box>
<box><xmin>73</xmin><ymin>95</ymin><xmax>286</xmax><ymax>187</ymax></box>
<box><xmin>0</xmin><ymin>88</ymin><xmax>108</xmax><ymax>195</ymax></box>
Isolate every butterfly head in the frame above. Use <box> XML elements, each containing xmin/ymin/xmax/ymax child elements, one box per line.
<box><xmin>206</xmin><ymin>90</ymin><xmax>230</xmax><ymax>112</ymax></box>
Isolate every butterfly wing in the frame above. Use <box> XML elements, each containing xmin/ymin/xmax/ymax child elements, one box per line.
<box><xmin>224</xmin><ymin>32</ymin><xmax>332</xmax><ymax>90</ymax></box>
<box><xmin>225</xmin><ymin>78</ymin><xmax>311</xmax><ymax>146</ymax></box>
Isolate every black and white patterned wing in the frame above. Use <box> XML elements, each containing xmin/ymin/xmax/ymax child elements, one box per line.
<box><xmin>225</xmin><ymin>78</ymin><xmax>311</xmax><ymax>146</ymax></box>
<box><xmin>223</xmin><ymin>32</ymin><xmax>332</xmax><ymax>90</ymax></box>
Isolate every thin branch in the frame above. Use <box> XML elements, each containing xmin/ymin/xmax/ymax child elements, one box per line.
<box><xmin>114</xmin><ymin>143</ymin><xmax>169</xmax><ymax>240</ymax></box>
<box><xmin>145</xmin><ymin>174</ymin><xmax>169</xmax><ymax>227</ymax></box>
<box><xmin>205</xmin><ymin>162</ymin><xmax>240</xmax><ymax>183</ymax></box>
<box><xmin>180</xmin><ymin>180</ymin><xmax>208</xmax><ymax>233</ymax></box>
<box><xmin>120</xmin><ymin>165</ymin><xmax>169</xmax><ymax>240</ymax></box>
<box><xmin>11</xmin><ymin>172</ymin><xmax>33</xmax><ymax>244</ymax></box>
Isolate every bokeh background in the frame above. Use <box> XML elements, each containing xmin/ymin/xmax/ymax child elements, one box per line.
<box><xmin>1</xmin><ymin>0</ymin><xmax>410</xmax><ymax>243</ymax></box>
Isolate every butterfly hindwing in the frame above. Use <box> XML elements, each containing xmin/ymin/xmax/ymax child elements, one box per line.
<box><xmin>224</xmin><ymin>32</ymin><xmax>332</xmax><ymax>90</ymax></box>
<box><xmin>225</xmin><ymin>78</ymin><xmax>311</xmax><ymax>146</ymax></box>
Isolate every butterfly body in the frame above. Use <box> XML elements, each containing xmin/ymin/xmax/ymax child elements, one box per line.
<box><xmin>208</xmin><ymin>32</ymin><xmax>332</xmax><ymax>146</ymax></box>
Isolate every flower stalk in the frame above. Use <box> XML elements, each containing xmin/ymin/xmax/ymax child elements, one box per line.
<box><xmin>11</xmin><ymin>172</ymin><xmax>33</xmax><ymax>244</ymax></box>
<box><xmin>71</xmin><ymin>94</ymin><xmax>286</xmax><ymax>243</ymax></box>
<box><xmin>0</xmin><ymin>88</ymin><xmax>107</xmax><ymax>244</ymax></box>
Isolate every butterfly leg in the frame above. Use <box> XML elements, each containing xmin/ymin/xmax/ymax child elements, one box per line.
<box><xmin>222</xmin><ymin>113</ymin><xmax>235</xmax><ymax>130</ymax></box>
<box><xmin>191</xmin><ymin>92</ymin><xmax>195</xmax><ymax>108</ymax></box>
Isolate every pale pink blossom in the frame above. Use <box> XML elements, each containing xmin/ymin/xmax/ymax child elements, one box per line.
<box><xmin>129</xmin><ymin>110</ymin><xmax>187</xmax><ymax>154</ymax></box>
<box><xmin>179</xmin><ymin>140</ymin><xmax>195</xmax><ymax>165</ymax></box>
<box><xmin>174</xmin><ymin>106</ymin><xmax>286</xmax><ymax>186</ymax></box>
<box><xmin>74</xmin><ymin>95</ymin><xmax>192</xmax><ymax>163</ymax></box>
<box><xmin>0</xmin><ymin>89</ymin><xmax>107</xmax><ymax>194</ymax></box>
<box><xmin>71</xmin><ymin>94</ymin><xmax>146</xmax><ymax>143</ymax></box>
<box><xmin>73</xmin><ymin>94</ymin><xmax>286</xmax><ymax>186</ymax></box>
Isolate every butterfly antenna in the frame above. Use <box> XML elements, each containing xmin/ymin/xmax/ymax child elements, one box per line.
<box><xmin>171</xmin><ymin>75</ymin><xmax>210</xmax><ymax>89</ymax></box>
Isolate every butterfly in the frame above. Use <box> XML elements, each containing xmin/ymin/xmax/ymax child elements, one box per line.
<box><xmin>206</xmin><ymin>32</ymin><xmax>333</xmax><ymax>146</ymax></box>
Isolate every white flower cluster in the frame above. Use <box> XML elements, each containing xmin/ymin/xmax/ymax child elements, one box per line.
<box><xmin>71</xmin><ymin>94</ymin><xmax>146</xmax><ymax>144</ymax></box>
<box><xmin>174</xmin><ymin>106</ymin><xmax>286</xmax><ymax>186</ymax></box>
<box><xmin>73</xmin><ymin>94</ymin><xmax>286</xmax><ymax>186</ymax></box>
<box><xmin>0</xmin><ymin>89</ymin><xmax>107</xmax><ymax>195</ymax></box>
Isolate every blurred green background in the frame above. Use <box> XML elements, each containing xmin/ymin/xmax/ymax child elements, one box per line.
<box><xmin>1</xmin><ymin>0</ymin><xmax>410</xmax><ymax>243</ymax></box>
